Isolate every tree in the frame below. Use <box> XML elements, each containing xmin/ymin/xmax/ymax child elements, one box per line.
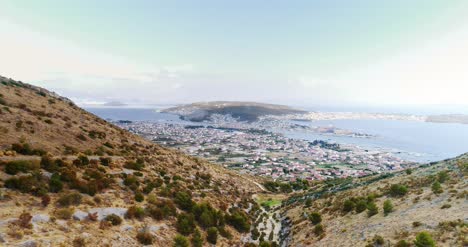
<box><xmin>176</xmin><ymin>213</ymin><xmax>195</xmax><ymax>235</ymax></box>
<box><xmin>206</xmin><ymin>227</ymin><xmax>218</xmax><ymax>244</ymax></box>
<box><xmin>431</xmin><ymin>181</ymin><xmax>443</xmax><ymax>194</ymax></box>
<box><xmin>383</xmin><ymin>200</ymin><xmax>393</xmax><ymax>216</ymax></box>
<box><xmin>367</xmin><ymin>202</ymin><xmax>378</xmax><ymax>217</ymax></box>
<box><xmin>309</xmin><ymin>212</ymin><xmax>322</xmax><ymax>225</ymax></box>
<box><xmin>191</xmin><ymin>229</ymin><xmax>203</xmax><ymax>247</ymax></box>
<box><xmin>173</xmin><ymin>234</ymin><xmax>189</xmax><ymax>247</ymax></box>
<box><xmin>414</xmin><ymin>232</ymin><xmax>435</xmax><ymax>247</ymax></box>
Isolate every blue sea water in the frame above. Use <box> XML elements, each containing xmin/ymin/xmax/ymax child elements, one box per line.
<box><xmin>86</xmin><ymin>107</ymin><xmax>468</xmax><ymax>163</ymax></box>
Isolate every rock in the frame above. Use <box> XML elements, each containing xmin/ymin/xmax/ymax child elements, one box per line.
<box><xmin>32</xmin><ymin>214</ymin><xmax>50</xmax><ymax>223</ymax></box>
<box><xmin>73</xmin><ymin>210</ymin><xmax>88</xmax><ymax>221</ymax></box>
<box><xmin>19</xmin><ymin>240</ymin><xmax>38</xmax><ymax>247</ymax></box>
<box><xmin>121</xmin><ymin>225</ymin><xmax>134</xmax><ymax>232</ymax></box>
<box><xmin>88</xmin><ymin>208</ymin><xmax>127</xmax><ymax>220</ymax></box>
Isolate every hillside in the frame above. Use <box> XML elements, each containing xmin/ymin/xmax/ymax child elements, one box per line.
<box><xmin>162</xmin><ymin>101</ymin><xmax>306</xmax><ymax>122</ymax></box>
<box><xmin>0</xmin><ymin>77</ymin><xmax>263</xmax><ymax>246</ymax></box>
<box><xmin>279</xmin><ymin>154</ymin><xmax>468</xmax><ymax>247</ymax></box>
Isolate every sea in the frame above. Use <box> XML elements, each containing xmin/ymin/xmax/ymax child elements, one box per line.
<box><xmin>85</xmin><ymin>106</ymin><xmax>468</xmax><ymax>163</ymax></box>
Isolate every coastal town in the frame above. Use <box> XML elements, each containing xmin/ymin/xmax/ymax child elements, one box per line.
<box><xmin>117</xmin><ymin>115</ymin><xmax>413</xmax><ymax>182</ymax></box>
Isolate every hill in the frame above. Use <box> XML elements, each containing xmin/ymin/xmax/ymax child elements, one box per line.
<box><xmin>0</xmin><ymin>77</ymin><xmax>263</xmax><ymax>246</ymax></box>
<box><xmin>278</xmin><ymin>154</ymin><xmax>467</xmax><ymax>247</ymax></box>
<box><xmin>162</xmin><ymin>101</ymin><xmax>307</xmax><ymax>122</ymax></box>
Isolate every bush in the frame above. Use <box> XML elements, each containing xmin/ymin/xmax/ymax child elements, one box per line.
<box><xmin>15</xmin><ymin>212</ymin><xmax>33</xmax><ymax>229</ymax></box>
<box><xmin>343</xmin><ymin>199</ymin><xmax>355</xmax><ymax>212</ymax></box>
<box><xmin>309</xmin><ymin>212</ymin><xmax>322</xmax><ymax>225</ymax></box>
<box><xmin>191</xmin><ymin>229</ymin><xmax>203</xmax><ymax>247</ymax></box>
<box><xmin>104</xmin><ymin>214</ymin><xmax>122</xmax><ymax>226</ymax></box>
<box><xmin>192</xmin><ymin>202</ymin><xmax>220</xmax><ymax>229</ymax></box>
<box><xmin>206</xmin><ymin>227</ymin><xmax>218</xmax><ymax>244</ymax></box>
<box><xmin>99</xmin><ymin>157</ymin><xmax>111</xmax><ymax>166</ymax></box>
<box><xmin>126</xmin><ymin>206</ymin><xmax>145</xmax><ymax>220</ymax></box>
<box><xmin>372</xmin><ymin>235</ymin><xmax>384</xmax><ymax>245</ymax></box>
<box><xmin>395</xmin><ymin>240</ymin><xmax>410</xmax><ymax>247</ymax></box>
<box><xmin>174</xmin><ymin>191</ymin><xmax>194</xmax><ymax>211</ymax></box>
<box><xmin>437</xmin><ymin>171</ymin><xmax>449</xmax><ymax>183</ymax></box>
<box><xmin>431</xmin><ymin>181</ymin><xmax>443</xmax><ymax>194</ymax></box>
<box><xmin>55</xmin><ymin>208</ymin><xmax>74</xmax><ymax>219</ymax></box>
<box><xmin>389</xmin><ymin>184</ymin><xmax>408</xmax><ymax>197</ymax></box>
<box><xmin>40</xmin><ymin>156</ymin><xmax>59</xmax><ymax>172</ymax></box>
<box><xmin>147</xmin><ymin>200</ymin><xmax>176</xmax><ymax>220</ymax></box>
<box><xmin>367</xmin><ymin>202</ymin><xmax>378</xmax><ymax>217</ymax></box>
<box><xmin>4</xmin><ymin>173</ymin><xmax>47</xmax><ymax>195</ymax></box>
<box><xmin>173</xmin><ymin>234</ymin><xmax>189</xmax><ymax>247</ymax></box>
<box><xmin>414</xmin><ymin>232</ymin><xmax>435</xmax><ymax>247</ymax></box>
<box><xmin>176</xmin><ymin>213</ymin><xmax>196</xmax><ymax>235</ymax></box>
<box><xmin>57</xmin><ymin>192</ymin><xmax>82</xmax><ymax>206</ymax></box>
<box><xmin>134</xmin><ymin>192</ymin><xmax>144</xmax><ymax>202</ymax></box>
<box><xmin>4</xmin><ymin>160</ymin><xmax>38</xmax><ymax>175</ymax></box>
<box><xmin>313</xmin><ymin>224</ymin><xmax>324</xmax><ymax>236</ymax></box>
<box><xmin>226</xmin><ymin>209</ymin><xmax>250</xmax><ymax>233</ymax></box>
<box><xmin>383</xmin><ymin>200</ymin><xmax>393</xmax><ymax>216</ymax></box>
<box><xmin>124</xmin><ymin>160</ymin><xmax>145</xmax><ymax>171</ymax></box>
<box><xmin>49</xmin><ymin>173</ymin><xmax>63</xmax><ymax>193</ymax></box>
<box><xmin>136</xmin><ymin>229</ymin><xmax>154</xmax><ymax>245</ymax></box>
<box><xmin>355</xmin><ymin>200</ymin><xmax>367</xmax><ymax>213</ymax></box>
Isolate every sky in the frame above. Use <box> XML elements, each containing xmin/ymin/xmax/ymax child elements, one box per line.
<box><xmin>1</xmin><ymin>0</ymin><xmax>468</xmax><ymax>111</ymax></box>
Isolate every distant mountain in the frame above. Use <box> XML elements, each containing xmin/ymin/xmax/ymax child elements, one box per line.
<box><xmin>162</xmin><ymin>101</ymin><xmax>307</xmax><ymax>122</ymax></box>
<box><xmin>426</xmin><ymin>114</ymin><xmax>468</xmax><ymax>124</ymax></box>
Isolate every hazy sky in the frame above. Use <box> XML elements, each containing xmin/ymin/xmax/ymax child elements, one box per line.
<box><xmin>1</xmin><ymin>0</ymin><xmax>468</xmax><ymax>109</ymax></box>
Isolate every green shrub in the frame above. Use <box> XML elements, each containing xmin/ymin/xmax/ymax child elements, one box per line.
<box><xmin>191</xmin><ymin>229</ymin><xmax>203</xmax><ymax>247</ymax></box>
<box><xmin>57</xmin><ymin>192</ymin><xmax>82</xmax><ymax>206</ymax></box>
<box><xmin>174</xmin><ymin>191</ymin><xmax>194</xmax><ymax>211</ymax></box>
<box><xmin>414</xmin><ymin>232</ymin><xmax>435</xmax><ymax>247</ymax></box>
<box><xmin>134</xmin><ymin>192</ymin><xmax>144</xmax><ymax>202</ymax></box>
<box><xmin>383</xmin><ymin>200</ymin><xmax>393</xmax><ymax>216</ymax></box>
<box><xmin>176</xmin><ymin>213</ymin><xmax>196</xmax><ymax>235</ymax></box>
<box><xmin>40</xmin><ymin>156</ymin><xmax>59</xmax><ymax>172</ymax></box>
<box><xmin>4</xmin><ymin>173</ymin><xmax>47</xmax><ymax>195</ymax></box>
<box><xmin>389</xmin><ymin>184</ymin><xmax>408</xmax><ymax>197</ymax></box>
<box><xmin>206</xmin><ymin>227</ymin><xmax>218</xmax><ymax>244</ymax></box>
<box><xmin>104</xmin><ymin>214</ymin><xmax>122</xmax><ymax>226</ymax></box>
<box><xmin>49</xmin><ymin>173</ymin><xmax>63</xmax><ymax>193</ymax></box>
<box><xmin>431</xmin><ymin>181</ymin><xmax>443</xmax><ymax>194</ymax></box>
<box><xmin>309</xmin><ymin>212</ymin><xmax>322</xmax><ymax>225</ymax></box>
<box><xmin>218</xmin><ymin>226</ymin><xmax>232</xmax><ymax>239</ymax></box>
<box><xmin>367</xmin><ymin>202</ymin><xmax>378</xmax><ymax>217</ymax></box>
<box><xmin>305</xmin><ymin>198</ymin><xmax>313</xmax><ymax>207</ymax></box>
<box><xmin>437</xmin><ymin>171</ymin><xmax>449</xmax><ymax>183</ymax></box>
<box><xmin>99</xmin><ymin>157</ymin><xmax>111</xmax><ymax>166</ymax></box>
<box><xmin>372</xmin><ymin>235</ymin><xmax>384</xmax><ymax>245</ymax></box>
<box><xmin>4</xmin><ymin>160</ymin><xmax>38</xmax><ymax>175</ymax></box>
<box><xmin>126</xmin><ymin>206</ymin><xmax>145</xmax><ymax>220</ymax></box>
<box><xmin>173</xmin><ymin>234</ymin><xmax>189</xmax><ymax>247</ymax></box>
<box><xmin>343</xmin><ymin>199</ymin><xmax>355</xmax><ymax>212</ymax></box>
<box><xmin>124</xmin><ymin>160</ymin><xmax>145</xmax><ymax>171</ymax></box>
<box><xmin>313</xmin><ymin>224</ymin><xmax>324</xmax><ymax>236</ymax></box>
<box><xmin>355</xmin><ymin>200</ymin><xmax>367</xmax><ymax>213</ymax></box>
<box><xmin>136</xmin><ymin>229</ymin><xmax>153</xmax><ymax>245</ymax></box>
<box><xmin>192</xmin><ymin>202</ymin><xmax>221</xmax><ymax>228</ymax></box>
<box><xmin>226</xmin><ymin>209</ymin><xmax>250</xmax><ymax>233</ymax></box>
<box><xmin>55</xmin><ymin>208</ymin><xmax>74</xmax><ymax>219</ymax></box>
<box><xmin>395</xmin><ymin>240</ymin><xmax>409</xmax><ymax>247</ymax></box>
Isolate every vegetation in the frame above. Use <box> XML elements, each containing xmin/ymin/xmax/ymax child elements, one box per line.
<box><xmin>313</xmin><ymin>224</ymin><xmax>325</xmax><ymax>236</ymax></box>
<box><xmin>55</xmin><ymin>208</ymin><xmax>74</xmax><ymax>219</ymax></box>
<box><xmin>191</xmin><ymin>229</ymin><xmax>203</xmax><ymax>247</ymax></box>
<box><xmin>104</xmin><ymin>214</ymin><xmax>123</xmax><ymax>226</ymax></box>
<box><xmin>367</xmin><ymin>202</ymin><xmax>378</xmax><ymax>217</ymax></box>
<box><xmin>413</xmin><ymin>232</ymin><xmax>435</xmax><ymax>247</ymax></box>
<box><xmin>389</xmin><ymin>184</ymin><xmax>408</xmax><ymax>197</ymax></box>
<box><xmin>4</xmin><ymin>160</ymin><xmax>38</xmax><ymax>175</ymax></box>
<box><xmin>383</xmin><ymin>200</ymin><xmax>393</xmax><ymax>216</ymax></box>
<box><xmin>173</xmin><ymin>234</ymin><xmax>189</xmax><ymax>247</ymax></box>
<box><xmin>136</xmin><ymin>229</ymin><xmax>153</xmax><ymax>245</ymax></box>
<box><xmin>57</xmin><ymin>192</ymin><xmax>82</xmax><ymax>206</ymax></box>
<box><xmin>206</xmin><ymin>227</ymin><xmax>218</xmax><ymax>244</ymax></box>
<box><xmin>309</xmin><ymin>212</ymin><xmax>322</xmax><ymax>225</ymax></box>
<box><xmin>431</xmin><ymin>181</ymin><xmax>443</xmax><ymax>194</ymax></box>
<box><xmin>176</xmin><ymin>213</ymin><xmax>196</xmax><ymax>235</ymax></box>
